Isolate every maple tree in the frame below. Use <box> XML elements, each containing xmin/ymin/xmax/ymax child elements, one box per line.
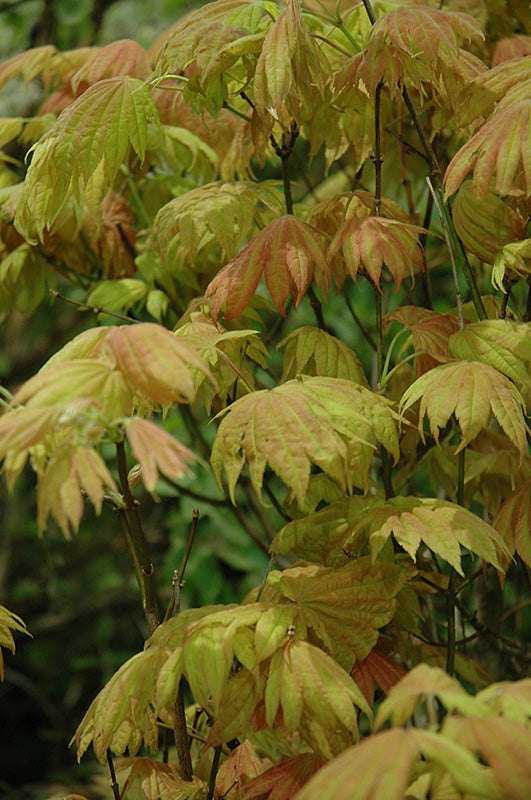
<box><xmin>0</xmin><ymin>0</ymin><xmax>531</xmax><ymax>798</ymax></box>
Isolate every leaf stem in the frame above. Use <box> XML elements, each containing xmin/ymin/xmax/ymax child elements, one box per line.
<box><xmin>446</xmin><ymin>447</ymin><xmax>465</xmax><ymax>676</ymax></box>
<box><xmin>50</xmin><ymin>290</ymin><xmax>139</xmax><ymax>324</ymax></box>
<box><xmin>163</xmin><ymin>509</ymin><xmax>200</xmax><ymax>621</ymax></box>
<box><xmin>116</xmin><ymin>439</ymin><xmax>159</xmax><ymax>635</ymax></box>
<box><xmin>206</xmin><ymin>745</ymin><xmax>223</xmax><ymax>800</ymax></box>
<box><xmin>106</xmin><ymin>750</ymin><xmax>121</xmax><ymax>800</ymax></box>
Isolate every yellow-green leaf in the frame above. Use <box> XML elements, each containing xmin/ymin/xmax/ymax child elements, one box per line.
<box><xmin>125</xmin><ymin>418</ymin><xmax>199</xmax><ymax>492</ymax></box>
<box><xmin>0</xmin><ymin>606</ymin><xmax>29</xmax><ymax>681</ymax></box>
<box><xmin>400</xmin><ymin>360</ymin><xmax>529</xmax><ymax>457</ymax></box>
<box><xmin>211</xmin><ymin>376</ymin><xmax>399</xmax><ymax>504</ymax></box>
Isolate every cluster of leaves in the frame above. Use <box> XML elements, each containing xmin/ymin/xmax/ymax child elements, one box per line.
<box><xmin>0</xmin><ymin>0</ymin><xmax>531</xmax><ymax>798</ymax></box>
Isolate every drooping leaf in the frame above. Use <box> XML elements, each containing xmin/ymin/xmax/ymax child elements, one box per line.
<box><xmin>264</xmin><ymin>639</ymin><xmax>371</xmax><ymax>759</ymax></box>
<box><xmin>452</xmin><ymin>180</ymin><xmax>525</xmax><ymax>264</ymax></box>
<box><xmin>278</xmin><ymin>326</ymin><xmax>367</xmax><ymax>385</ymax></box>
<box><xmin>293</xmin><ymin>728</ymin><xmax>421</xmax><ymax>800</ymax></box>
<box><xmin>206</xmin><ymin>215</ymin><xmax>330</xmax><ymax>321</ymax></box>
<box><xmin>493</xmin><ymin>478</ymin><xmax>531</xmax><ymax>568</ymax></box>
<box><xmin>154</xmin><ymin>181</ymin><xmax>284</xmax><ymax>270</ymax></box>
<box><xmin>118</xmin><ymin>758</ymin><xmax>208</xmax><ymax>800</ymax></box>
<box><xmin>0</xmin><ymin>406</ymin><xmax>60</xmax><ymax>464</ymax></box>
<box><xmin>93</xmin><ymin>323</ymin><xmax>215</xmax><ymax>406</ymax></box>
<box><xmin>261</xmin><ymin>558</ymin><xmax>408</xmax><ymax>667</ymax></box>
<box><xmin>449</xmin><ymin>319</ymin><xmax>531</xmax><ymax>388</ymax></box>
<box><xmin>491</xmin><ymin>238</ymin><xmax>531</xmax><ymax>290</ymax></box>
<box><xmin>211</xmin><ymin>376</ymin><xmax>399</xmax><ymax>504</ymax></box>
<box><xmin>384</xmin><ymin>306</ymin><xmax>462</xmax><ymax>377</ymax></box>
<box><xmin>0</xmin><ymin>606</ymin><xmax>29</xmax><ymax>681</ymax></box>
<box><xmin>70</xmin><ymin>39</ymin><xmax>150</xmax><ymax>92</ymax></box>
<box><xmin>444</xmin><ymin>99</ymin><xmax>531</xmax><ymax>198</ymax></box>
<box><xmin>206</xmin><ymin>670</ymin><xmax>264</xmax><ymax>747</ymax></box>
<box><xmin>15</xmin><ymin>77</ymin><xmax>160</xmax><ymax>239</ymax></box>
<box><xmin>242</xmin><ymin>753</ymin><xmax>322</xmax><ymax>800</ymax></box>
<box><xmin>350</xmin><ymin>648</ymin><xmax>406</xmax><ymax>707</ymax></box>
<box><xmin>400</xmin><ymin>360</ymin><xmax>529</xmax><ymax>457</ymax></box>
<box><xmin>37</xmin><ymin>445</ymin><xmax>118</xmax><ymax>534</ymax></box>
<box><xmin>0</xmin><ymin>45</ymin><xmax>57</xmax><ymax>91</ymax></box>
<box><xmin>327</xmin><ymin>215</ymin><xmax>427</xmax><ymax>293</ymax></box>
<box><xmin>74</xmin><ymin>644</ymin><xmax>171</xmax><ymax>762</ymax></box>
<box><xmin>375</xmin><ymin>664</ymin><xmax>482</xmax><ymax>730</ymax></box>
<box><xmin>272</xmin><ymin>495</ymin><xmax>508</xmax><ymax>575</ymax></box>
<box><xmin>125</xmin><ymin>418</ymin><xmax>199</xmax><ymax>492</ymax></box>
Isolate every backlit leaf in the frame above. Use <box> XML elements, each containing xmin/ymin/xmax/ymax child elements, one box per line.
<box><xmin>213</xmin><ymin>739</ymin><xmax>264</xmax><ymax>798</ymax></box>
<box><xmin>492</xmin><ymin>238</ymin><xmax>531</xmax><ymax>290</ymax></box>
<box><xmin>206</xmin><ymin>670</ymin><xmax>264</xmax><ymax>746</ymax></box>
<box><xmin>262</xmin><ymin>558</ymin><xmax>407</xmax><ymax>666</ymax></box>
<box><xmin>15</xmin><ymin>77</ymin><xmax>160</xmax><ymax>239</ymax></box>
<box><xmin>400</xmin><ymin>360</ymin><xmax>529</xmax><ymax>456</ymax></box>
<box><xmin>0</xmin><ymin>406</ymin><xmax>60</xmax><ymax>463</ymax></box>
<box><xmin>211</xmin><ymin>376</ymin><xmax>399</xmax><ymax>504</ymax></box>
<box><xmin>278</xmin><ymin>326</ymin><xmax>367</xmax><ymax>385</ymax></box>
<box><xmin>119</xmin><ymin>758</ymin><xmax>207</xmax><ymax>800</ymax></box>
<box><xmin>206</xmin><ymin>215</ymin><xmax>330</xmax><ymax>321</ymax></box>
<box><xmin>350</xmin><ymin>648</ymin><xmax>406</xmax><ymax>707</ymax></box>
<box><xmin>0</xmin><ymin>45</ymin><xmax>56</xmax><ymax>91</ymax></box>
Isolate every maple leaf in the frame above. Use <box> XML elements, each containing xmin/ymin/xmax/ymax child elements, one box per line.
<box><xmin>13</xmin><ymin>358</ymin><xmax>133</xmax><ymax>420</ymax></box>
<box><xmin>205</xmin><ymin>215</ymin><xmax>330</xmax><ymax>322</ymax></box>
<box><xmin>444</xmin><ymin>99</ymin><xmax>531</xmax><ymax>198</ymax></box>
<box><xmin>175</xmin><ymin>312</ymin><xmax>268</xmax><ymax>412</ymax></box>
<box><xmin>476</xmin><ymin>676</ymin><xmax>531</xmax><ymax>726</ymax></box>
<box><xmin>278</xmin><ymin>326</ymin><xmax>368</xmax><ymax>385</ymax></box>
<box><xmin>264</xmin><ymin>639</ymin><xmax>371</xmax><ymax>759</ymax></box>
<box><xmin>154</xmin><ymin>181</ymin><xmax>284</xmax><ymax>270</ymax></box>
<box><xmin>491</xmin><ymin>36</ymin><xmax>531</xmax><ymax>66</ymax></box>
<box><xmin>15</xmin><ymin>77</ymin><xmax>160</xmax><ymax>240</ymax></box>
<box><xmin>349</xmin><ymin>4</ymin><xmax>483</xmax><ymax>99</ymax></box>
<box><xmin>493</xmin><ymin>478</ymin><xmax>531</xmax><ymax>569</ymax></box>
<box><xmin>261</xmin><ymin>558</ymin><xmax>407</xmax><ymax>667</ymax></box>
<box><xmin>0</xmin><ymin>606</ymin><xmax>29</xmax><ymax>681</ymax></box>
<box><xmin>350</xmin><ymin>648</ymin><xmax>406</xmax><ymax>707</ymax></box>
<box><xmin>448</xmin><ymin>319</ymin><xmax>531</xmax><ymax>388</ymax></box>
<box><xmin>74</xmin><ymin>643</ymin><xmax>172</xmax><ymax>762</ymax></box>
<box><xmin>375</xmin><ymin>664</ymin><xmax>481</xmax><ymax>730</ymax></box>
<box><xmin>327</xmin><ymin>215</ymin><xmax>427</xmax><ymax>293</ymax></box>
<box><xmin>452</xmin><ymin>181</ymin><xmax>526</xmax><ymax>264</ymax></box>
<box><xmin>206</xmin><ymin>669</ymin><xmax>264</xmax><ymax>747</ymax></box>
<box><xmin>491</xmin><ymin>239</ymin><xmax>531</xmax><ymax>290</ymax></box>
<box><xmin>125</xmin><ymin>418</ymin><xmax>199</xmax><ymax>492</ymax></box>
<box><xmin>37</xmin><ymin>445</ymin><xmax>118</xmax><ymax>535</ymax></box>
<box><xmin>70</xmin><ymin>39</ymin><xmax>150</xmax><ymax>93</ymax></box>
<box><xmin>0</xmin><ymin>45</ymin><xmax>57</xmax><ymax>92</ymax></box>
<box><xmin>211</xmin><ymin>376</ymin><xmax>399</xmax><ymax>504</ymax></box>
<box><xmin>118</xmin><ymin>758</ymin><xmax>207</xmax><ymax>800</ymax></box>
<box><xmin>400</xmin><ymin>360</ymin><xmax>529</xmax><ymax>457</ymax></box>
<box><xmin>0</xmin><ymin>406</ymin><xmax>61</xmax><ymax>467</ymax></box>
<box><xmin>273</xmin><ymin>496</ymin><xmax>508</xmax><ymax>576</ymax></box>
<box><xmin>242</xmin><ymin>753</ymin><xmax>322</xmax><ymax>800</ymax></box>
<box><xmin>94</xmin><ymin>323</ymin><xmax>215</xmax><ymax>406</ymax></box>
<box><xmin>212</xmin><ymin>739</ymin><xmax>264</xmax><ymax>798</ymax></box>
<box><xmin>384</xmin><ymin>306</ymin><xmax>462</xmax><ymax>377</ymax></box>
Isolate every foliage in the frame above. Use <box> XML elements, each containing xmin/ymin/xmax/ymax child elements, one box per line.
<box><xmin>0</xmin><ymin>0</ymin><xmax>530</xmax><ymax>798</ymax></box>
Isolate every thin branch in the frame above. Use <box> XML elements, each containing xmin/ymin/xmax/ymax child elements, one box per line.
<box><xmin>107</xmin><ymin>750</ymin><xmax>121</xmax><ymax>800</ymax></box>
<box><xmin>206</xmin><ymin>745</ymin><xmax>223</xmax><ymax>800</ymax></box>
<box><xmin>51</xmin><ymin>290</ymin><xmax>139</xmax><ymax>324</ymax></box>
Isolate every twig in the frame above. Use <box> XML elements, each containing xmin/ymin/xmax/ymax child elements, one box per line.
<box><xmin>50</xmin><ymin>290</ymin><xmax>139</xmax><ymax>324</ymax></box>
<box><xmin>107</xmin><ymin>750</ymin><xmax>121</xmax><ymax>800</ymax></box>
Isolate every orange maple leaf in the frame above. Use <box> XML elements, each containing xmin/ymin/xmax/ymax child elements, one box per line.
<box><xmin>206</xmin><ymin>214</ymin><xmax>330</xmax><ymax>321</ymax></box>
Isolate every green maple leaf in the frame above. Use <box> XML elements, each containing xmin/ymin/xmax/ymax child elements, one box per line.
<box><xmin>211</xmin><ymin>376</ymin><xmax>399</xmax><ymax>504</ymax></box>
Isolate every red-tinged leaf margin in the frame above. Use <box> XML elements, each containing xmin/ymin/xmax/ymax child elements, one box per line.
<box><xmin>206</xmin><ymin>214</ymin><xmax>330</xmax><ymax>322</ymax></box>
